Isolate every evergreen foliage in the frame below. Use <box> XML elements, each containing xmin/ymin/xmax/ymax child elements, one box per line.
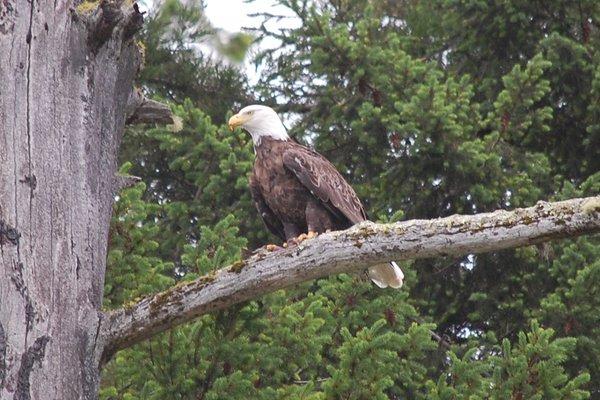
<box><xmin>101</xmin><ymin>0</ymin><xmax>599</xmax><ymax>398</ymax></box>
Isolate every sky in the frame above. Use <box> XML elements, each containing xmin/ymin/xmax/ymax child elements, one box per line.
<box><xmin>205</xmin><ymin>0</ymin><xmax>266</xmax><ymax>33</ymax></box>
<box><xmin>135</xmin><ymin>0</ymin><xmax>299</xmax><ymax>84</ymax></box>
<box><xmin>204</xmin><ymin>0</ymin><xmax>300</xmax><ymax>82</ymax></box>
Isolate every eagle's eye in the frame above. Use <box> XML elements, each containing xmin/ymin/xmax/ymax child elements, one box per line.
<box><xmin>246</xmin><ymin>110</ymin><xmax>254</xmax><ymax>116</ymax></box>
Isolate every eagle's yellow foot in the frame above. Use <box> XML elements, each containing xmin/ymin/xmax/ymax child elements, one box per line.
<box><xmin>265</xmin><ymin>244</ymin><xmax>282</xmax><ymax>252</ymax></box>
<box><xmin>296</xmin><ymin>233</ymin><xmax>308</xmax><ymax>242</ymax></box>
<box><xmin>308</xmin><ymin>231</ymin><xmax>318</xmax><ymax>239</ymax></box>
<box><xmin>288</xmin><ymin>231</ymin><xmax>318</xmax><ymax>246</ymax></box>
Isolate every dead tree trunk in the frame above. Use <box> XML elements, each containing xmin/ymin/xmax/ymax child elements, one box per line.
<box><xmin>0</xmin><ymin>0</ymin><xmax>150</xmax><ymax>398</ymax></box>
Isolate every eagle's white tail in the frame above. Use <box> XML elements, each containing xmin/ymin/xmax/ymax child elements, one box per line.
<box><xmin>368</xmin><ymin>261</ymin><xmax>404</xmax><ymax>289</ymax></box>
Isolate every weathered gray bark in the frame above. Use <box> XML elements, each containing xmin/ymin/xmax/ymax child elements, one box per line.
<box><xmin>0</xmin><ymin>0</ymin><xmax>145</xmax><ymax>398</ymax></box>
<box><xmin>100</xmin><ymin>196</ymin><xmax>600</xmax><ymax>360</ymax></box>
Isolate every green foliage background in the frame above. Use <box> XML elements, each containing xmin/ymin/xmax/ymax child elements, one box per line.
<box><xmin>101</xmin><ymin>0</ymin><xmax>600</xmax><ymax>398</ymax></box>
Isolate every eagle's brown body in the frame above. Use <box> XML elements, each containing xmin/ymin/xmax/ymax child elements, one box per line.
<box><xmin>250</xmin><ymin>137</ymin><xmax>367</xmax><ymax>242</ymax></box>
<box><xmin>230</xmin><ymin>104</ymin><xmax>403</xmax><ymax>289</ymax></box>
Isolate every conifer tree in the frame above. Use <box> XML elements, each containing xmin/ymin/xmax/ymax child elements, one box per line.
<box><xmin>101</xmin><ymin>0</ymin><xmax>600</xmax><ymax>398</ymax></box>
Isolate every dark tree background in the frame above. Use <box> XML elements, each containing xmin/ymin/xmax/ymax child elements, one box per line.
<box><xmin>100</xmin><ymin>0</ymin><xmax>600</xmax><ymax>398</ymax></box>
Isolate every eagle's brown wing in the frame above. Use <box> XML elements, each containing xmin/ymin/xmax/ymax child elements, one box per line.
<box><xmin>249</xmin><ymin>173</ymin><xmax>286</xmax><ymax>241</ymax></box>
<box><xmin>282</xmin><ymin>144</ymin><xmax>367</xmax><ymax>225</ymax></box>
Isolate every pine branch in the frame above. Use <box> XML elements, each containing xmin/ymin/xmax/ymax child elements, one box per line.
<box><xmin>100</xmin><ymin>196</ymin><xmax>600</xmax><ymax>361</ymax></box>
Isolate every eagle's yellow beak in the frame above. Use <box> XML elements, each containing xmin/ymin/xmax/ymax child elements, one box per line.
<box><xmin>228</xmin><ymin>113</ymin><xmax>247</xmax><ymax>131</ymax></box>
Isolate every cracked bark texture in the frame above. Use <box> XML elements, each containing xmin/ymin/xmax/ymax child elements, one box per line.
<box><xmin>0</xmin><ymin>0</ymin><xmax>143</xmax><ymax>397</ymax></box>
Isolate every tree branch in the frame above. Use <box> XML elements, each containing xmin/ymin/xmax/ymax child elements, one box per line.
<box><xmin>100</xmin><ymin>196</ymin><xmax>600</xmax><ymax>361</ymax></box>
<box><xmin>113</xmin><ymin>173</ymin><xmax>142</xmax><ymax>194</ymax></box>
<box><xmin>125</xmin><ymin>89</ymin><xmax>173</xmax><ymax>125</ymax></box>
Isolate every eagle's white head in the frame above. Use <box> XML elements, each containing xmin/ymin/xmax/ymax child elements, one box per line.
<box><xmin>228</xmin><ymin>105</ymin><xmax>289</xmax><ymax>145</ymax></box>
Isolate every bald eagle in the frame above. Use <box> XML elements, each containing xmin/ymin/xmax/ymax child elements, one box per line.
<box><xmin>229</xmin><ymin>105</ymin><xmax>404</xmax><ymax>289</ymax></box>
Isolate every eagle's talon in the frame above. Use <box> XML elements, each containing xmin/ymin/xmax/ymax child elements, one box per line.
<box><xmin>287</xmin><ymin>231</ymin><xmax>318</xmax><ymax>246</ymax></box>
<box><xmin>265</xmin><ymin>244</ymin><xmax>282</xmax><ymax>252</ymax></box>
<box><xmin>306</xmin><ymin>231</ymin><xmax>318</xmax><ymax>240</ymax></box>
<box><xmin>285</xmin><ymin>236</ymin><xmax>303</xmax><ymax>247</ymax></box>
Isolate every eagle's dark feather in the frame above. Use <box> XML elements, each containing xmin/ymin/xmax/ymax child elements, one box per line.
<box><xmin>282</xmin><ymin>147</ymin><xmax>368</xmax><ymax>225</ymax></box>
<box><xmin>249</xmin><ymin>135</ymin><xmax>403</xmax><ymax>289</ymax></box>
<box><xmin>249</xmin><ymin>175</ymin><xmax>285</xmax><ymax>240</ymax></box>
<box><xmin>250</xmin><ymin>137</ymin><xmax>366</xmax><ymax>242</ymax></box>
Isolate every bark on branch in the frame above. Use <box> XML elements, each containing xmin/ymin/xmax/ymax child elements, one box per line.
<box><xmin>113</xmin><ymin>173</ymin><xmax>142</xmax><ymax>194</ymax></box>
<box><xmin>126</xmin><ymin>89</ymin><xmax>173</xmax><ymax>125</ymax></box>
<box><xmin>100</xmin><ymin>196</ymin><xmax>600</xmax><ymax>360</ymax></box>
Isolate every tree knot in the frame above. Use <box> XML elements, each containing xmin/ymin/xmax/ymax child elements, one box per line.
<box><xmin>0</xmin><ymin>220</ymin><xmax>20</xmax><ymax>245</ymax></box>
<box><xmin>85</xmin><ymin>0</ymin><xmax>144</xmax><ymax>53</ymax></box>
